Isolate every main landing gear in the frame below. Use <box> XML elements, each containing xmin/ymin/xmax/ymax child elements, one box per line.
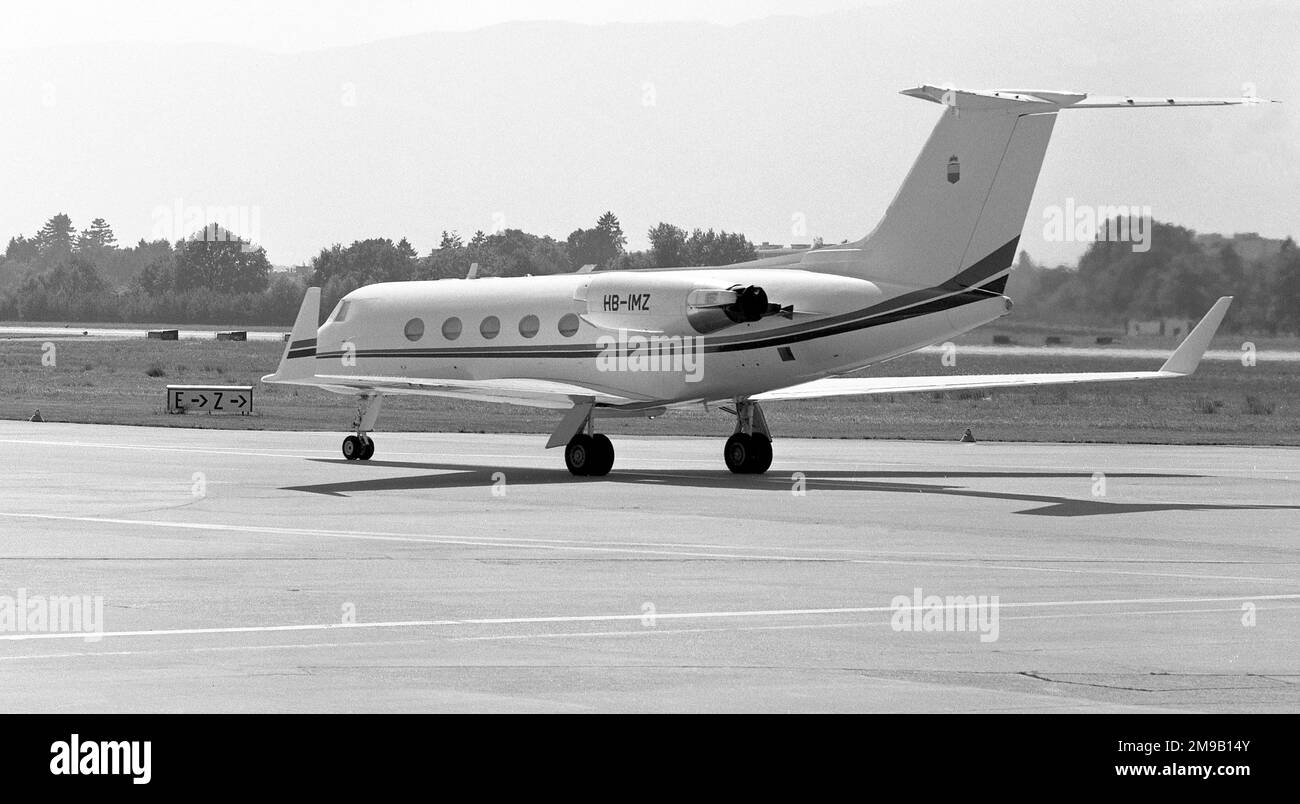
<box><xmin>341</xmin><ymin>393</ymin><xmax>382</xmax><ymax>462</ymax></box>
<box><xmin>565</xmin><ymin>432</ymin><xmax>614</xmax><ymax>477</ymax></box>
<box><xmin>723</xmin><ymin>399</ymin><xmax>773</xmax><ymax>474</ymax></box>
<box><xmin>550</xmin><ymin>398</ymin><xmax>771</xmax><ymax>477</ymax></box>
<box><xmin>550</xmin><ymin>401</ymin><xmax>615</xmax><ymax>477</ymax></box>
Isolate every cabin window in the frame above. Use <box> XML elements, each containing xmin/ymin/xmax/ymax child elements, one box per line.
<box><xmin>403</xmin><ymin>318</ymin><xmax>424</xmax><ymax>341</ymax></box>
<box><xmin>558</xmin><ymin>313</ymin><xmax>580</xmax><ymax>337</ymax></box>
<box><xmin>480</xmin><ymin>315</ymin><xmax>501</xmax><ymax>339</ymax></box>
<box><xmin>518</xmin><ymin>314</ymin><xmax>540</xmax><ymax>338</ymax></box>
<box><xmin>442</xmin><ymin>316</ymin><xmax>462</xmax><ymax>340</ymax></box>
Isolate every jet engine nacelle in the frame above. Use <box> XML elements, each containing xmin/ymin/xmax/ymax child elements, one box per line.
<box><xmin>685</xmin><ymin>285</ymin><xmax>796</xmax><ymax>334</ymax></box>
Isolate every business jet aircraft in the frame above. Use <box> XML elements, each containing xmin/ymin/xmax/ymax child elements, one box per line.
<box><xmin>264</xmin><ymin>85</ymin><xmax>1259</xmax><ymax>476</ymax></box>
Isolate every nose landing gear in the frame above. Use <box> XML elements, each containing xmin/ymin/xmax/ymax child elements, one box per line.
<box><xmin>341</xmin><ymin>393</ymin><xmax>382</xmax><ymax>461</ymax></box>
<box><xmin>342</xmin><ymin>433</ymin><xmax>375</xmax><ymax>461</ymax></box>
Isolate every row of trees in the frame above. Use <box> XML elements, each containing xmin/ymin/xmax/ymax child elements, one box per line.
<box><xmin>5</xmin><ymin>213</ymin><xmax>118</xmax><ymax>265</ymax></box>
<box><xmin>2</xmin><ymin>212</ymin><xmax>1297</xmax><ymax>332</ymax></box>
<box><xmin>0</xmin><ymin>212</ymin><xmax>759</xmax><ymax>323</ymax></box>
<box><xmin>303</xmin><ymin>212</ymin><xmax>757</xmax><ymax>311</ymax></box>
<box><xmin>1</xmin><ymin>215</ymin><xmax>284</xmax><ymax>323</ymax></box>
<box><xmin>2</xmin><ymin>214</ymin><xmax>173</xmax><ymax>293</ymax></box>
<box><xmin>1007</xmin><ymin>221</ymin><xmax>1300</xmax><ymax>334</ymax></box>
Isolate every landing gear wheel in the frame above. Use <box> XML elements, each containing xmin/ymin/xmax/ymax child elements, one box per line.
<box><xmin>565</xmin><ymin>434</ymin><xmax>595</xmax><ymax>476</ymax></box>
<box><xmin>725</xmin><ymin>433</ymin><xmax>772</xmax><ymax>474</ymax></box>
<box><xmin>342</xmin><ymin>435</ymin><xmax>364</xmax><ymax>460</ymax></box>
<box><xmin>747</xmin><ymin>433</ymin><xmax>772</xmax><ymax>474</ymax></box>
<box><xmin>588</xmin><ymin>434</ymin><xmax>614</xmax><ymax>477</ymax></box>
<box><xmin>725</xmin><ymin>433</ymin><xmax>752</xmax><ymax>474</ymax></box>
<box><xmin>359</xmin><ymin>436</ymin><xmax>375</xmax><ymax>461</ymax></box>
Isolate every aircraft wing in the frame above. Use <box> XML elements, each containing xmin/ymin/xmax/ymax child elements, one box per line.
<box><xmin>303</xmin><ymin>374</ymin><xmax>644</xmax><ymax>409</ymax></box>
<box><xmin>753</xmin><ymin>297</ymin><xmax>1231</xmax><ymax>402</ymax></box>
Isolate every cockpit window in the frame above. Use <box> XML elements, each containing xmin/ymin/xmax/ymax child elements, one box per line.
<box><xmin>329</xmin><ymin>300</ymin><xmax>350</xmax><ymax>323</ymax></box>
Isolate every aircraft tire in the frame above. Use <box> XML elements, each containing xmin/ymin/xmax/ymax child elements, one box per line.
<box><xmin>724</xmin><ymin>433</ymin><xmax>752</xmax><ymax>473</ymax></box>
<box><xmin>588</xmin><ymin>434</ymin><xmax>614</xmax><ymax>476</ymax></box>
<box><xmin>565</xmin><ymin>434</ymin><xmax>595</xmax><ymax>476</ymax></box>
<box><xmin>748</xmin><ymin>433</ymin><xmax>772</xmax><ymax>474</ymax></box>
<box><xmin>342</xmin><ymin>435</ymin><xmax>363</xmax><ymax>460</ymax></box>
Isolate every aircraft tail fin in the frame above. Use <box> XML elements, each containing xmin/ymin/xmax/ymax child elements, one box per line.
<box><xmin>802</xmin><ymin>86</ymin><xmax>1268</xmax><ymax>295</ymax></box>
<box><xmin>262</xmin><ymin>287</ymin><xmax>320</xmax><ymax>384</ymax></box>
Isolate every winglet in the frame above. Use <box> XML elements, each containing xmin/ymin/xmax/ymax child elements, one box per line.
<box><xmin>1159</xmin><ymin>296</ymin><xmax>1232</xmax><ymax>375</ymax></box>
<box><xmin>262</xmin><ymin>287</ymin><xmax>321</xmax><ymax>384</ymax></box>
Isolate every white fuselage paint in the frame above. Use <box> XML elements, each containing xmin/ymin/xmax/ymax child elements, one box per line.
<box><xmin>316</xmin><ymin>266</ymin><xmax>1010</xmax><ymax>409</ymax></box>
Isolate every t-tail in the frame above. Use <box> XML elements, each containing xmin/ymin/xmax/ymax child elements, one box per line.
<box><xmin>802</xmin><ymin>85</ymin><xmax>1271</xmax><ymax>296</ymax></box>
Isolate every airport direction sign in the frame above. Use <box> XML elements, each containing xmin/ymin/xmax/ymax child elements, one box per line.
<box><xmin>166</xmin><ymin>385</ymin><xmax>253</xmax><ymax>415</ymax></box>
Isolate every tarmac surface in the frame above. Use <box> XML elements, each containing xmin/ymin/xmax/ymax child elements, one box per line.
<box><xmin>1</xmin><ymin>420</ymin><xmax>1297</xmax><ymax>712</ymax></box>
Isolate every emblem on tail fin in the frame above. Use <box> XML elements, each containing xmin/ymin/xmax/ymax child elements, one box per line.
<box><xmin>947</xmin><ymin>155</ymin><xmax>960</xmax><ymax>183</ymax></box>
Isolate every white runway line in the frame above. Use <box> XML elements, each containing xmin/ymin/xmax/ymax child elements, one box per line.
<box><xmin>6</xmin><ymin>603</ymin><xmax>1299</xmax><ymax>660</ymax></box>
<box><xmin>1</xmin><ymin>511</ymin><xmax>1295</xmax><ymax>585</ymax></box>
<box><xmin>3</xmin><ymin>510</ymin><xmax>1298</xmax><ymax>585</ymax></box>
<box><xmin>2</xmin><ymin>593</ymin><xmax>1298</xmax><ymax>643</ymax></box>
<box><xmin>0</xmin><ymin>637</ymin><xmax>449</xmax><ymax>662</ymax></box>
<box><xmin>452</xmin><ymin>603</ymin><xmax>1300</xmax><ymax>642</ymax></box>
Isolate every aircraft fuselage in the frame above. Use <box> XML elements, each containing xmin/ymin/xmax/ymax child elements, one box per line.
<box><xmin>315</xmin><ymin>266</ymin><xmax>1011</xmax><ymax>408</ymax></box>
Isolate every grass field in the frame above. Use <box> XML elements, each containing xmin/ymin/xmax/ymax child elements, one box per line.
<box><xmin>1</xmin><ymin>333</ymin><xmax>1296</xmax><ymax>445</ymax></box>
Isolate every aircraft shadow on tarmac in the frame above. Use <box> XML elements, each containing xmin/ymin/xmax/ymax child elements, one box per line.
<box><xmin>283</xmin><ymin>459</ymin><xmax>1299</xmax><ymax>518</ymax></box>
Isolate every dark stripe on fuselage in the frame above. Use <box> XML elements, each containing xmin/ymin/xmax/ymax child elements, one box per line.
<box><xmin>981</xmin><ymin>274</ymin><xmax>1009</xmax><ymax>295</ymax></box>
<box><xmin>312</xmin><ymin>238</ymin><xmax>1018</xmax><ymax>362</ymax></box>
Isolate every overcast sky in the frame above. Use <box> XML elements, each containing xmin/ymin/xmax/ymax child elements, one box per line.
<box><xmin>3</xmin><ymin>0</ymin><xmax>1295</xmax><ymax>267</ymax></box>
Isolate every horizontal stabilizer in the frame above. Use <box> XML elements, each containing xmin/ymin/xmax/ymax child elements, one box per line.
<box><xmin>753</xmin><ymin>297</ymin><xmax>1232</xmax><ymax>402</ymax></box>
<box><xmin>902</xmin><ymin>85</ymin><xmax>1275</xmax><ymax>110</ymax></box>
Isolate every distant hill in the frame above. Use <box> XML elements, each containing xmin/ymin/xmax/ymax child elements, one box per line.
<box><xmin>1</xmin><ymin>0</ymin><xmax>1295</xmax><ymax>268</ymax></box>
